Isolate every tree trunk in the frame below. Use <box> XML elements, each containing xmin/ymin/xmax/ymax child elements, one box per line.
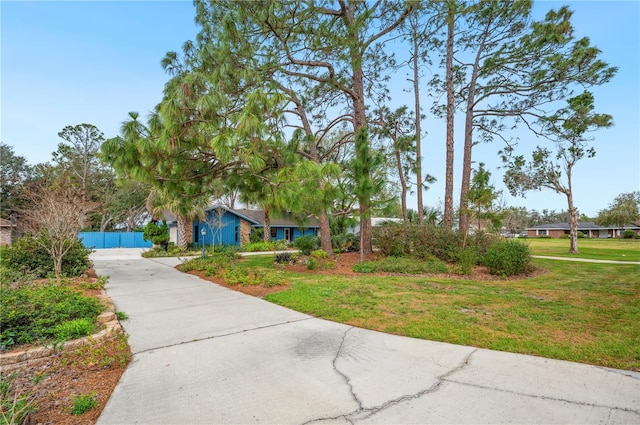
<box><xmin>263</xmin><ymin>205</ymin><xmax>271</xmax><ymax>242</ymax></box>
<box><xmin>53</xmin><ymin>254</ymin><xmax>63</xmax><ymax>278</ymax></box>
<box><xmin>444</xmin><ymin>2</ymin><xmax>455</xmax><ymax>229</ymax></box>
<box><xmin>568</xmin><ymin>202</ymin><xmax>579</xmax><ymax>254</ymax></box>
<box><xmin>412</xmin><ymin>28</ymin><xmax>424</xmax><ymax>224</ymax></box>
<box><xmin>352</xmin><ymin>66</ymin><xmax>372</xmax><ymax>256</ymax></box>
<box><xmin>177</xmin><ymin>215</ymin><xmax>190</xmax><ymax>249</ymax></box>
<box><xmin>459</xmin><ymin>27</ymin><xmax>486</xmax><ymax>240</ymax></box>
<box><xmin>395</xmin><ymin>144</ymin><xmax>408</xmax><ymax>223</ymax></box>
<box><xmin>318</xmin><ymin>210</ymin><xmax>333</xmax><ymax>255</ymax></box>
<box><xmin>345</xmin><ymin>3</ymin><xmax>372</xmax><ymax>257</ymax></box>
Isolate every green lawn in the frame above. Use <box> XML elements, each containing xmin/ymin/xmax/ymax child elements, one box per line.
<box><xmin>236</xmin><ymin>255</ymin><xmax>640</xmax><ymax>371</ymax></box>
<box><xmin>526</xmin><ymin>237</ymin><xmax>640</xmax><ymax>262</ymax></box>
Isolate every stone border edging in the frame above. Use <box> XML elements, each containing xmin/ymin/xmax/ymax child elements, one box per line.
<box><xmin>0</xmin><ymin>290</ymin><xmax>123</xmax><ymax>372</ymax></box>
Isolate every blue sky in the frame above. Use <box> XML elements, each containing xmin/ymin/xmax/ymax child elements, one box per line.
<box><xmin>1</xmin><ymin>1</ymin><xmax>638</xmax><ymax>217</ymax></box>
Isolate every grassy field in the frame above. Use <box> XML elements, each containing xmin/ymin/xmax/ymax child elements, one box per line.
<box><xmin>234</xmin><ymin>254</ymin><xmax>640</xmax><ymax>371</ymax></box>
<box><xmin>526</xmin><ymin>237</ymin><xmax>640</xmax><ymax>261</ymax></box>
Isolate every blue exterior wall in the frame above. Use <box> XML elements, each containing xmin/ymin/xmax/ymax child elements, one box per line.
<box><xmin>79</xmin><ymin>232</ymin><xmax>152</xmax><ymax>249</ymax></box>
<box><xmin>269</xmin><ymin>226</ymin><xmax>317</xmax><ymax>242</ymax></box>
<box><xmin>191</xmin><ymin>209</ymin><xmax>319</xmax><ymax>246</ymax></box>
<box><xmin>193</xmin><ymin>211</ymin><xmax>241</xmax><ymax>246</ymax></box>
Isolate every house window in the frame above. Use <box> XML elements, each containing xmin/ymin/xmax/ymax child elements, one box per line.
<box><xmin>284</xmin><ymin>228</ymin><xmax>291</xmax><ymax>242</ymax></box>
<box><xmin>194</xmin><ymin>224</ymin><xmax>199</xmax><ymax>243</ymax></box>
<box><xmin>235</xmin><ymin>226</ymin><xmax>239</xmax><ymax>242</ymax></box>
<box><xmin>538</xmin><ymin>229</ymin><xmax>547</xmax><ymax>236</ymax></box>
<box><xmin>270</xmin><ymin>228</ymin><xmax>277</xmax><ymax>239</ymax></box>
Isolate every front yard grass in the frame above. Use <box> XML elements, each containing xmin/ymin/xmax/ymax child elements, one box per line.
<box><xmin>527</xmin><ymin>237</ymin><xmax>640</xmax><ymax>262</ymax></box>
<box><xmin>244</xmin><ymin>255</ymin><xmax>640</xmax><ymax>371</ymax></box>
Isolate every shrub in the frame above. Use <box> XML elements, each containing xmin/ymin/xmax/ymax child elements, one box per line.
<box><xmin>0</xmin><ymin>283</ymin><xmax>103</xmax><ymax>349</ymax></box>
<box><xmin>623</xmin><ymin>229</ymin><xmax>635</xmax><ymax>239</ymax></box>
<box><xmin>274</xmin><ymin>252</ymin><xmax>294</xmax><ymax>264</ymax></box>
<box><xmin>374</xmin><ymin>223</ymin><xmax>464</xmax><ymax>262</ymax></box>
<box><xmin>331</xmin><ymin>233</ymin><xmax>359</xmax><ymax>253</ymax></box>
<box><xmin>0</xmin><ymin>236</ymin><xmax>91</xmax><ymax>278</ymax></box>
<box><xmin>481</xmin><ymin>240</ymin><xmax>531</xmax><ymax>277</ymax></box>
<box><xmin>353</xmin><ymin>256</ymin><xmax>448</xmax><ymax>274</ymax></box>
<box><xmin>143</xmin><ymin>221</ymin><xmax>169</xmax><ymax>250</ymax></box>
<box><xmin>306</xmin><ymin>249</ymin><xmax>335</xmax><ymax>270</ymax></box>
<box><xmin>294</xmin><ymin>235</ymin><xmax>321</xmax><ymax>255</ymax></box>
<box><xmin>241</xmin><ymin>240</ymin><xmax>288</xmax><ymax>252</ymax></box>
<box><xmin>372</xmin><ymin>222</ymin><xmax>408</xmax><ymax>257</ymax></box>
<box><xmin>221</xmin><ymin>265</ymin><xmax>285</xmax><ymax>287</ymax></box>
<box><xmin>455</xmin><ymin>248</ymin><xmax>478</xmax><ymax>276</ymax></box>
<box><xmin>53</xmin><ymin>318</ymin><xmax>97</xmax><ymax>342</ymax></box>
<box><xmin>68</xmin><ymin>392</ymin><xmax>97</xmax><ymax>415</ymax></box>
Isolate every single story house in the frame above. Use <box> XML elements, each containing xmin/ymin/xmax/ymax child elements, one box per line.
<box><xmin>167</xmin><ymin>206</ymin><xmax>319</xmax><ymax>247</ymax></box>
<box><xmin>526</xmin><ymin>222</ymin><xmax>640</xmax><ymax>238</ymax></box>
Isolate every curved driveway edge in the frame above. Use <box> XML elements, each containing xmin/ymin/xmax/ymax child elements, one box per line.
<box><xmin>92</xmin><ymin>249</ymin><xmax>640</xmax><ymax>424</ymax></box>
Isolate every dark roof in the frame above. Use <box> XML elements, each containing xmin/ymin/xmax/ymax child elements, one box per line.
<box><xmin>206</xmin><ymin>206</ymin><xmax>320</xmax><ymax>228</ymax></box>
<box><xmin>527</xmin><ymin>221</ymin><xmax>640</xmax><ymax>230</ymax></box>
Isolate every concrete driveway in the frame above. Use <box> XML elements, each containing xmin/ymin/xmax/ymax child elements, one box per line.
<box><xmin>93</xmin><ymin>249</ymin><xmax>640</xmax><ymax>424</ymax></box>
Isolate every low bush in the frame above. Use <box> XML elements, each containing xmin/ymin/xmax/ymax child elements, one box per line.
<box><xmin>331</xmin><ymin>233</ymin><xmax>359</xmax><ymax>253</ymax></box>
<box><xmin>294</xmin><ymin>235</ymin><xmax>321</xmax><ymax>255</ymax></box>
<box><xmin>241</xmin><ymin>240</ymin><xmax>288</xmax><ymax>252</ymax></box>
<box><xmin>306</xmin><ymin>250</ymin><xmax>335</xmax><ymax>270</ymax></box>
<box><xmin>53</xmin><ymin>318</ymin><xmax>97</xmax><ymax>342</ymax></box>
<box><xmin>222</xmin><ymin>265</ymin><xmax>285</xmax><ymax>287</ymax></box>
<box><xmin>481</xmin><ymin>240</ymin><xmax>531</xmax><ymax>277</ymax></box>
<box><xmin>143</xmin><ymin>221</ymin><xmax>169</xmax><ymax>250</ymax></box>
<box><xmin>180</xmin><ymin>251</ymin><xmax>238</xmax><ymax>275</ymax></box>
<box><xmin>623</xmin><ymin>229</ymin><xmax>635</xmax><ymax>239</ymax></box>
<box><xmin>0</xmin><ymin>283</ymin><xmax>103</xmax><ymax>349</ymax></box>
<box><xmin>373</xmin><ymin>223</ymin><xmax>463</xmax><ymax>262</ymax></box>
<box><xmin>68</xmin><ymin>392</ymin><xmax>97</xmax><ymax>415</ymax></box>
<box><xmin>274</xmin><ymin>252</ymin><xmax>295</xmax><ymax>264</ymax></box>
<box><xmin>455</xmin><ymin>247</ymin><xmax>478</xmax><ymax>276</ymax></box>
<box><xmin>0</xmin><ymin>237</ymin><xmax>91</xmax><ymax>278</ymax></box>
<box><xmin>353</xmin><ymin>256</ymin><xmax>448</xmax><ymax>274</ymax></box>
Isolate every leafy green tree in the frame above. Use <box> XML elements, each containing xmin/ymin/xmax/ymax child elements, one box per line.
<box><xmin>102</xmin><ymin>109</ymin><xmax>215</xmax><ymax>249</ymax></box>
<box><xmin>503</xmin><ymin>91</ymin><xmax>613</xmax><ymax>253</ymax></box>
<box><xmin>191</xmin><ymin>0</ymin><xmax>415</xmax><ymax>256</ymax></box>
<box><xmin>143</xmin><ymin>221</ymin><xmax>169</xmax><ymax>250</ymax></box>
<box><xmin>465</xmin><ymin>162</ymin><xmax>502</xmax><ymax>239</ymax></box>
<box><xmin>0</xmin><ymin>143</ymin><xmax>33</xmax><ymax>219</ymax></box>
<box><xmin>596</xmin><ymin>192</ymin><xmax>640</xmax><ymax>228</ymax></box>
<box><xmin>54</xmin><ymin>124</ymin><xmax>107</xmax><ymax>204</ymax></box>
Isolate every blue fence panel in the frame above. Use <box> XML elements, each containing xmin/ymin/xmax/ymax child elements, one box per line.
<box><xmin>79</xmin><ymin>232</ymin><xmax>103</xmax><ymax>249</ymax></box>
<box><xmin>104</xmin><ymin>233</ymin><xmax>121</xmax><ymax>248</ymax></box>
<box><xmin>78</xmin><ymin>232</ymin><xmax>152</xmax><ymax>249</ymax></box>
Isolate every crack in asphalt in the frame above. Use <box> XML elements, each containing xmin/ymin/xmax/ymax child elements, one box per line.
<box><xmin>353</xmin><ymin>348</ymin><xmax>478</xmax><ymax>422</ymax></box>
<box><xmin>332</xmin><ymin>327</ymin><xmax>363</xmax><ymax>410</ymax></box>
<box><xmin>132</xmin><ymin>316</ymin><xmax>313</xmax><ymax>355</ymax></box>
<box><xmin>303</xmin><ymin>344</ymin><xmax>479</xmax><ymax>424</ymax></box>
<box><xmin>443</xmin><ymin>378</ymin><xmax>640</xmax><ymax>415</ymax></box>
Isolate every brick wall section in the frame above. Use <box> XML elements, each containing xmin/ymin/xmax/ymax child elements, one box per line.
<box><xmin>240</xmin><ymin>219</ymin><xmax>251</xmax><ymax>246</ymax></box>
<box><xmin>0</xmin><ymin>227</ymin><xmax>13</xmax><ymax>246</ymax></box>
